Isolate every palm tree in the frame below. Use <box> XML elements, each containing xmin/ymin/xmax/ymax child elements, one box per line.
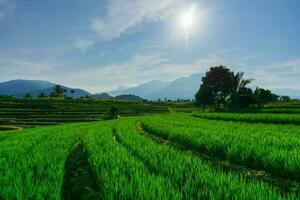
<box><xmin>230</xmin><ymin>72</ymin><xmax>254</xmax><ymax>108</ymax></box>
<box><xmin>231</xmin><ymin>72</ymin><xmax>253</xmax><ymax>93</ymax></box>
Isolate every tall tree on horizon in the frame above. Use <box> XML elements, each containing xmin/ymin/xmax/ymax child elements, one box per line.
<box><xmin>230</xmin><ymin>72</ymin><xmax>254</xmax><ymax>108</ymax></box>
<box><xmin>197</xmin><ymin>66</ymin><xmax>233</xmax><ymax>109</ymax></box>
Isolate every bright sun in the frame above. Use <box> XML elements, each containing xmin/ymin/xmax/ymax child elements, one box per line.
<box><xmin>180</xmin><ymin>13</ymin><xmax>194</xmax><ymax>29</ymax></box>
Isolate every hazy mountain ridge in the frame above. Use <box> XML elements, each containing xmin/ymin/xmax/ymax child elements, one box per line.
<box><xmin>108</xmin><ymin>73</ymin><xmax>203</xmax><ymax>100</ymax></box>
<box><xmin>108</xmin><ymin>80</ymin><xmax>171</xmax><ymax>99</ymax></box>
<box><xmin>0</xmin><ymin>80</ymin><xmax>55</xmax><ymax>95</ymax></box>
<box><xmin>1</xmin><ymin>76</ymin><xmax>300</xmax><ymax>100</ymax></box>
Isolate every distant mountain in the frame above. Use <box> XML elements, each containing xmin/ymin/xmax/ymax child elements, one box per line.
<box><xmin>109</xmin><ymin>80</ymin><xmax>171</xmax><ymax>99</ymax></box>
<box><xmin>14</xmin><ymin>85</ymin><xmax>91</xmax><ymax>98</ymax></box>
<box><xmin>0</xmin><ymin>80</ymin><xmax>55</xmax><ymax>95</ymax></box>
<box><xmin>271</xmin><ymin>88</ymin><xmax>300</xmax><ymax>99</ymax></box>
<box><xmin>150</xmin><ymin>74</ymin><xmax>202</xmax><ymax>100</ymax></box>
<box><xmin>115</xmin><ymin>94</ymin><xmax>144</xmax><ymax>101</ymax></box>
<box><xmin>91</xmin><ymin>93</ymin><xmax>112</xmax><ymax>99</ymax></box>
<box><xmin>108</xmin><ymin>73</ymin><xmax>203</xmax><ymax>100</ymax></box>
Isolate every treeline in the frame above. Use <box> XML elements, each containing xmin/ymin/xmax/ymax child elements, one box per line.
<box><xmin>24</xmin><ymin>85</ymin><xmax>74</xmax><ymax>99</ymax></box>
<box><xmin>195</xmin><ymin>66</ymin><xmax>291</xmax><ymax>110</ymax></box>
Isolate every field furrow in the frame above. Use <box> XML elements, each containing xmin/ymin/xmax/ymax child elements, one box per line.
<box><xmin>61</xmin><ymin>140</ymin><xmax>101</xmax><ymax>200</ymax></box>
<box><xmin>83</xmin><ymin>124</ymin><xmax>182</xmax><ymax>199</ymax></box>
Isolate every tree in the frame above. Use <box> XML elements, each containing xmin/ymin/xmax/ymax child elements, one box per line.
<box><xmin>254</xmin><ymin>87</ymin><xmax>278</xmax><ymax>106</ymax></box>
<box><xmin>231</xmin><ymin>72</ymin><xmax>253</xmax><ymax>94</ymax></box>
<box><xmin>196</xmin><ymin>66</ymin><xmax>233</xmax><ymax>110</ymax></box>
<box><xmin>51</xmin><ymin>85</ymin><xmax>66</xmax><ymax>97</ymax></box>
<box><xmin>104</xmin><ymin>106</ymin><xmax>120</xmax><ymax>120</ymax></box>
<box><xmin>195</xmin><ymin>85</ymin><xmax>213</xmax><ymax>111</ymax></box>
<box><xmin>38</xmin><ymin>92</ymin><xmax>47</xmax><ymax>98</ymax></box>
<box><xmin>24</xmin><ymin>93</ymin><xmax>32</xmax><ymax>99</ymax></box>
<box><xmin>110</xmin><ymin>106</ymin><xmax>119</xmax><ymax>119</ymax></box>
<box><xmin>281</xmin><ymin>96</ymin><xmax>291</xmax><ymax>102</ymax></box>
<box><xmin>234</xmin><ymin>87</ymin><xmax>255</xmax><ymax>109</ymax></box>
<box><xmin>230</xmin><ymin>72</ymin><xmax>253</xmax><ymax>108</ymax></box>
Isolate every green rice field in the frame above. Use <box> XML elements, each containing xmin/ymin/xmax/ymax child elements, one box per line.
<box><xmin>0</xmin><ymin>100</ymin><xmax>299</xmax><ymax>199</ymax></box>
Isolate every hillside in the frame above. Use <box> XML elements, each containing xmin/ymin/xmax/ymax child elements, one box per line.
<box><xmin>0</xmin><ymin>80</ymin><xmax>55</xmax><ymax>95</ymax></box>
<box><xmin>14</xmin><ymin>86</ymin><xmax>91</xmax><ymax>98</ymax></box>
<box><xmin>90</xmin><ymin>93</ymin><xmax>113</xmax><ymax>99</ymax></box>
<box><xmin>115</xmin><ymin>94</ymin><xmax>144</xmax><ymax>101</ymax></box>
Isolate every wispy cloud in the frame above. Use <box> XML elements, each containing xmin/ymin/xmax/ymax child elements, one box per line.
<box><xmin>0</xmin><ymin>58</ymin><xmax>56</xmax><ymax>79</ymax></box>
<box><xmin>63</xmin><ymin>52</ymin><xmax>223</xmax><ymax>92</ymax></box>
<box><xmin>91</xmin><ymin>0</ymin><xmax>187</xmax><ymax>41</ymax></box>
<box><xmin>249</xmin><ymin>58</ymin><xmax>300</xmax><ymax>89</ymax></box>
<box><xmin>0</xmin><ymin>0</ymin><xmax>15</xmax><ymax>20</ymax></box>
<box><xmin>74</xmin><ymin>39</ymin><xmax>95</xmax><ymax>52</ymax></box>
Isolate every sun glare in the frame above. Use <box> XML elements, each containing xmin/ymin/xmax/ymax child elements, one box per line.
<box><xmin>179</xmin><ymin>5</ymin><xmax>197</xmax><ymax>31</ymax></box>
<box><xmin>180</xmin><ymin>13</ymin><xmax>194</xmax><ymax>29</ymax></box>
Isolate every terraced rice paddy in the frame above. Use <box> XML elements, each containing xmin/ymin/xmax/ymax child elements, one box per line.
<box><xmin>0</xmin><ymin>101</ymin><xmax>299</xmax><ymax>199</ymax></box>
<box><xmin>0</xmin><ymin>98</ymin><xmax>170</xmax><ymax>127</ymax></box>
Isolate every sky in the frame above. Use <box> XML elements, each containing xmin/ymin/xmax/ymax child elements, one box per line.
<box><xmin>0</xmin><ymin>0</ymin><xmax>299</xmax><ymax>93</ymax></box>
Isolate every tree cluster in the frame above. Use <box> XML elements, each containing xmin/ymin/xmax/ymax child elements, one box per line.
<box><xmin>195</xmin><ymin>66</ymin><xmax>279</xmax><ymax>110</ymax></box>
<box><xmin>50</xmin><ymin>85</ymin><xmax>66</xmax><ymax>98</ymax></box>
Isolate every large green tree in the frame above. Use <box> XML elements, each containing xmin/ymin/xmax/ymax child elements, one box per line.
<box><xmin>195</xmin><ymin>85</ymin><xmax>213</xmax><ymax>111</ymax></box>
<box><xmin>196</xmin><ymin>66</ymin><xmax>255</xmax><ymax>110</ymax></box>
<box><xmin>196</xmin><ymin>66</ymin><xmax>233</xmax><ymax>110</ymax></box>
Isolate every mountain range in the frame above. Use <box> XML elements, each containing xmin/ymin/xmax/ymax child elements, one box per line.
<box><xmin>0</xmin><ymin>74</ymin><xmax>300</xmax><ymax>100</ymax></box>
<box><xmin>108</xmin><ymin>73</ymin><xmax>203</xmax><ymax>100</ymax></box>
<box><xmin>0</xmin><ymin>80</ymin><xmax>91</xmax><ymax>98</ymax></box>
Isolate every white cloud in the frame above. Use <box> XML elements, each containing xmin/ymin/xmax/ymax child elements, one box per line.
<box><xmin>74</xmin><ymin>39</ymin><xmax>95</xmax><ymax>52</ymax></box>
<box><xmin>92</xmin><ymin>0</ymin><xmax>187</xmax><ymax>41</ymax></box>
<box><xmin>0</xmin><ymin>58</ymin><xmax>57</xmax><ymax>81</ymax></box>
<box><xmin>242</xmin><ymin>58</ymin><xmax>300</xmax><ymax>90</ymax></box>
<box><xmin>0</xmin><ymin>0</ymin><xmax>15</xmax><ymax>20</ymax></box>
<box><xmin>62</xmin><ymin>53</ymin><xmax>223</xmax><ymax>92</ymax></box>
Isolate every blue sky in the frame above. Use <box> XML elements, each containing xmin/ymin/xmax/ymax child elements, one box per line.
<box><xmin>0</xmin><ymin>0</ymin><xmax>299</xmax><ymax>93</ymax></box>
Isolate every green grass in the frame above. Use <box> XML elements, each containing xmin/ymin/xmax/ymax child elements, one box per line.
<box><xmin>113</xmin><ymin>118</ymin><xmax>296</xmax><ymax>199</ymax></box>
<box><xmin>0</xmin><ymin>123</ymin><xmax>91</xmax><ymax>199</ymax></box>
<box><xmin>225</xmin><ymin>108</ymin><xmax>300</xmax><ymax>114</ymax></box>
<box><xmin>83</xmin><ymin>123</ymin><xmax>182</xmax><ymax>199</ymax></box>
<box><xmin>193</xmin><ymin>112</ymin><xmax>300</xmax><ymax>125</ymax></box>
<box><xmin>1</xmin><ymin>111</ymin><xmax>299</xmax><ymax>199</ymax></box>
<box><xmin>141</xmin><ymin>114</ymin><xmax>300</xmax><ymax>181</ymax></box>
